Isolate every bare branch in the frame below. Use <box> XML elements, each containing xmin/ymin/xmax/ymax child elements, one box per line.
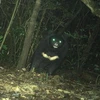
<box><xmin>81</xmin><ymin>0</ymin><xmax>100</xmax><ymax>17</ymax></box>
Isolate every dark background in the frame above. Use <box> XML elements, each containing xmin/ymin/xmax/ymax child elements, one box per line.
<box><xmin>0</xmin><ymin>0</ymin><xmax>100</xmax><ymax>75</ymax></box>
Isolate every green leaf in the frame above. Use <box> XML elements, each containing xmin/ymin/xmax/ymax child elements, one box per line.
<box><xmin>2</xmin><ymin>45</ymin><xmax>7</xmax><ymax>50</ymax></box>
<box><xmin>0</xmin><ymin>36</ymin><xmax>3</xmax><ymax>40</ymax></box>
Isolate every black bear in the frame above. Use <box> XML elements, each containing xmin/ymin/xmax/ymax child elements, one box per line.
<box><xmin>29</xmin><ymin>33</ymin><xmax>68</xmax><ymax>75</ymax></box>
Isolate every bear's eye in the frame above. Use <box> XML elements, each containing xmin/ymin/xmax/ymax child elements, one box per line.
<box><xmin>59</xmin><ymin>40</ymin><xmax>62</xmax><ymax>43</ymax></box>
<box><xmin>52</xmin><ymin>38</ymin><xmax>55</xmax><ymax>41</ymax></box>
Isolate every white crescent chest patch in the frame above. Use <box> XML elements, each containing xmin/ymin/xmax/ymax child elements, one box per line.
<box><xmin>42</xmin><ymin>52</ymin><xmax>59</xmax><ymax>61</ymax></box>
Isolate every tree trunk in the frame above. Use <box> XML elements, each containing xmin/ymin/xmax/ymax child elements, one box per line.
<box><xmin>17</xmin><ymin>0</ymin><xmax>41</xmax><ymax>68</ymax></box>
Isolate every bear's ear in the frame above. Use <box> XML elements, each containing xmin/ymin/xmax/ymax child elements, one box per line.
<box><xmin>43</xmin><ymin>30</ymin><xmax>55</xmax><ymax>37</ymax></box>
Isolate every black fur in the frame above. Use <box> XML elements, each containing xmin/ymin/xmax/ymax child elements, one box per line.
<box><xmin>29</xmin><ymin>34</ymin><xmax>68</xmax><ymax>75</ymax></box>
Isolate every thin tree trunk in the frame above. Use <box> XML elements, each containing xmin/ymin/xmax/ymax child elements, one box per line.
<box><xmin>17</xmin><ymin>0</ymin><xmax>41</xmax><ymax>68</ymax></box>
<box><xmin>0</xmin><ymin>0</ymin><xmax>20</xmax><ymax>51</ymax></box>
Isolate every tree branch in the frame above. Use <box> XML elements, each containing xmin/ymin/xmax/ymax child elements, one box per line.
<box><xmin>81</xmin><ymin>0</ymin><xmax>100</xmax><ymax>17</ymax></box>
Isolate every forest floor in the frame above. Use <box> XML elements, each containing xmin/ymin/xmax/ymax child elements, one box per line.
<box><xmin>0</xmin><ymin>66</ymin><xmax>100</xmax><ymax>100</ymax></box>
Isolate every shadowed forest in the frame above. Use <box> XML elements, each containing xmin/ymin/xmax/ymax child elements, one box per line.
<box><xmin>0</xmin><ymin>0</ymin><xmax>100</xmax><ymax>99</ymax></box>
